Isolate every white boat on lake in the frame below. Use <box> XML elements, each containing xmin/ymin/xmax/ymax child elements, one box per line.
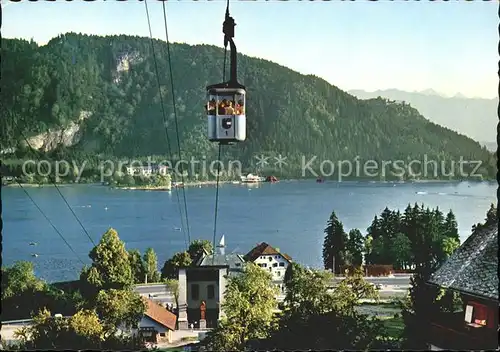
<box><xmin>240</xmin><ymin>173</ymin><xmax>265</xmax><ymax>183</ymax></box>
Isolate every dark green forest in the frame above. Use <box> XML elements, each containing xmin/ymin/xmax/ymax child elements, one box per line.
<box><xmin>1</xmin><ymin>33</ymin><xmax>495</xmax><ymax>180</ymax></box>
<box><xmin>323</xmin><ymin>204</ymin><xmax>464</xmax><ymax>274</ymax></box>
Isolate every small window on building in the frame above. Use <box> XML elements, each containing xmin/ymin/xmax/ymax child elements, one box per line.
<box><xmin>470</xmin><ymin>302</ymin><xmax>488</xmax><ymax>326</ymax></box>
<box><xmin>191</xmin><ymin>284</ymin><xmax>199</xmax><ymax>300</ymax></box>
<box><xmin>269</xmin><ymin>267</ymin><xmax>272</xmax><ymax>272</ymax></box>
<box><xmin>160</xmin><ymin>333</ymin><xmax>166</xmax><ymax>337</ymax></box>
<box><xmin>279</xmin><ymin>262</ymin><xmax>285</xmax><ymax>267</ymax></box>
<box><xmin>277</xmin><ymin>271</ymin><xmax>281</xmax><ymax>276</ymax></box>
<box><xmin>273</xmin><ymin>263</ymin><xmax>278</xmax><ymax>267</ymax></box>
<box><xmin>235</xmin><ymin>263</ymin><xmax>241</xmax><ymax>267</ymax></box>
<box><xmin>465</xmin><ymin>305</ymin><xmax>473</xmax><ymax>323</ymax></box>
<box><xmin>262</xmin><ymin>263</ymin><xmax>267</xmax><ymax>268</ymax></box>
<box><xmin>207</xmin><ymin>284</ymin><xmax>215</xmax><ymax>299</ymax></box>
<box><xmin>268</xmin><ymin>256</ymin><xmax>272</xmax><ymax>262</ymax></box>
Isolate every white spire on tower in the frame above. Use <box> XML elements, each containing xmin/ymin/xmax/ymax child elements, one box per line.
<box><xmin>217</xmin><ymin>234</ymin><xmax>225</xmax><ymax>255</ymax></box>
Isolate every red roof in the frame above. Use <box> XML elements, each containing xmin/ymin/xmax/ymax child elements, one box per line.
<box><xmin>143</xmin><ymin>298</ymin><xmax>177</xmax><ymax>331</ymax></box>
<box><xmin>244</xmin><ymin>242</ymin><xmax>292</xmax><ymax>262</ymax></box>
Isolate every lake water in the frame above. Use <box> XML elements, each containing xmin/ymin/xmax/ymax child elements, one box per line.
<box><xmin>1</xmin><ymin>180</ymin><xmax>496</xmax><ymax>283</ymax></box>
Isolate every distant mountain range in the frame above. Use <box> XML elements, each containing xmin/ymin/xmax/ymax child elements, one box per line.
<box><xmin>349</xmin><ymin>89</ymin><xmax>498</xmax><ymax>151</ymax></box>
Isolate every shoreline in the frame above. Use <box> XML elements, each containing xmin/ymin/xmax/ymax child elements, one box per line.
<box><xmin>112</xmin><ymin>180</ymin><xmax>235</xmax><ymax>191</ymax></box>
<box><xmin>114</xmin><ymin>186</ymin><xmax>173</xmax><ymax>191</ymax></box>
<box><xmin>3</xmin><ymin>178</ymin><xmax>494</xmax><ymax>189</ymax></box>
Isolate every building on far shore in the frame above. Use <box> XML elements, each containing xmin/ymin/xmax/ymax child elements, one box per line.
<box><xmin>426</xmin><ymin>223</ymin><xmax>498</xmax><ymax>351</ymax></box>
<box><xmin>243</xmin><ymin>242</ymin><xmax>292</xmax><ymax>293</ymax></box>
<box><xmin>125</xmin><ymin>163</ymin><xmax>168</xmax><ymax>177</ymax></box>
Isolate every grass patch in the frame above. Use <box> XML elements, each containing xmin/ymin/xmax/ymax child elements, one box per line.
<box><xmin>361</xmin><ymin>301</ymin><xmax>401</xmax><ymax>308</ymax></box>
<box><xmin>382</xmin><ymin>315</ymin><xmax>404</xmax><ymax>338</ymax></box>
<box><xmin>181</xmin><ymin>336</ymin><xmax>198</xmax><ymax>342</ymax></box>
<box><xmin>372</xmin><ymin>315</ymin><xmax>404</xmax><ymax>349</ymax></box>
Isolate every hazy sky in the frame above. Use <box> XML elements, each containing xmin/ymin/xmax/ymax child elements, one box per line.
<box><xmin>2</xmin><ymin>0</ymin><xmax>497</xmax><ymax>99</ymax></box>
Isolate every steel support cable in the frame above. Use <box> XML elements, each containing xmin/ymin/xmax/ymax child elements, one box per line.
<box><xmin>211</xmin><ymin>142</ymin><xmax>223</xmax><ymax>265</ymax></box>
<box><xmin>144</xmin><ymin>0</ymin><xmax>189</xmax><ymax>250</ymax></box>
<box><xmin>17</xmin><ymin>181</ymin><xmax>86</xmax><ymax>266</ymax></box>
<box><xmin>161</xmin><ymin>1</ymin><xmax>192</xmax><ymax>245</ymax></box>
<box><xmin>7</xmin><ymin>108</ymin><xmax>97</xmax><ymax>248</ymax></box>
<box><xmin>211</xmin><ymin>5</ymin><xmax>230</xmax><ymax>264</ymax></box>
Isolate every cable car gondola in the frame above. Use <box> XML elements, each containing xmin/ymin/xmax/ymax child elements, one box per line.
<box><xmin>206</xmin><ymin>5</ymin><xmax>246</xmax><ymax>144</ymax></box>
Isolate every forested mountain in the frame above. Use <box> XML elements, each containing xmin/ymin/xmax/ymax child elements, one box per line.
<box><xmin>349</xmin><ymin>89</ymin><xmax>498</xmax><ymax>149</ymax></box>
<box><xmin>1</xmin><ymin>33</ymin><xmax>495</xmax><ymax>179</ymax></box>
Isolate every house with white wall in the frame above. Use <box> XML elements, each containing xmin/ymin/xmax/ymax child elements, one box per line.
<box><xmin>134</xmin><ymin>298</ymin><xmax>177</xmax><ymax>344</ymax></box>
<box><xmin>244</xmin><ymin>242</ymin><xmax>292</xmax><ymax>293</ymax></box>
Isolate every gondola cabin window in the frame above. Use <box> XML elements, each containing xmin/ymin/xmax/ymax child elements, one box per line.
<box><xmin>206</xmin><ymin>93</ymin><xmax>245</xmax><ymax>116</ymax></box>
<box><xmin>207</xmin><ymin>95</ymin><xmax>216</xmax><ymax>115</ymax></box>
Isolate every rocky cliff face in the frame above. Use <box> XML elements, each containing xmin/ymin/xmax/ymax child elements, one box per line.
<box><xmin>26</xmin><ymin>111</ymin><xmax>92</xmax><ymax>152</ymax></box>
<box><xmin>113</xmin><ymin>51</ymin><xmax>143</xmax><ymax>84</ymax></box>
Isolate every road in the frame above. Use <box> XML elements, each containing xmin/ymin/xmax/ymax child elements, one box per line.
<box><xmin>134</xmin><ymin>284</ymin><xmax>175</xmax><ymax>306</ymax></box>
<box><xmin>133</xmin><ymin>275</ymin><xmax>411</xmax><ymax>306</ymax></box>
<box><xmin>331</xmin><ymin>275</ymin><xmax>411</xmax><ymax>287</ymax></box>
<box><xmin>1</xmin><ymin>324</ymin><xmax>27</xmax><ymax>348</ymax></box>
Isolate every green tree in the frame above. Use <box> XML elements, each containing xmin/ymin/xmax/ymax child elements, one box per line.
<box><xmin>263</xmin><ymin>263</ymin><xmax>384</xmax><ymax>351</ymax></box>
<box><xmin>364</xmin><ymin>234</ymin><xmax>373</xmax><ymax>263</ymax></box>
<box><xmin>282</xmin><ymin>265</ymin><xmax>336</xmax><ymax>316</ymax></box>
<box><xmin>390</xmin><ymin>232</ymin><xmax>412</xmax><ymax>270</ymax></box>
<box><xmin>400</xmin><ymin>203</ymin><xmax>453</xmax><ymax>349</ymax></box>
<box><xmin>442</xmin><ymin>210</ymin><xmax>459</xmax><ymax>241</ymax></box>
<box><xmin>370</xmin><ymin>237</ymin><xmax>385</xmax><ymax>263</ymax></box>
<box><xmin>283</xmin><ymin>261</ymin><xmax>302</xmax><ymax>286</ymax></box>
<box><xmin>111</xmin><ymin>170</ymin><xmax>122</xmax><ymax>185</ymax></box>
<box><xmin>69</xmin><ymin>309</ymin><xmax>104</xmax><ymax>343</ymax></box>
<box><xmin>124</xmin><ymin>174</ymin><xmax>135</xmax><ymax>186</ymax></box>
<box><xmin>187</xmin><ymin>239</ymin><xmax>213</xmax><ymax>263</ymax></box>
<box><xmin>161</xmin><ymin>251</ymin><xmax>192</xmax><ymax>280</ymax></box>
<box><xmin>322</xmin><ymin>210</ymin><xmax>348</xmax><ymax>273</ymax></box>
<box><xmin>203</xmin><ymin>263</ymin><xmax>279</xmax><ymax>351</ymax></box>
<box><xmin>1</xmin><ymin>261</ymin><xmax>46</xmax><ymax>300</ymax></box>
<box><xmin>0</xmin><ymin>262</ymin><xmax>66</xmax><ymax>321</ymax></box>
<box><xmin>14</xmin><ymin>307</ymin><xmax>144</xmax><ymax>350</ymax></box>
<box><xmin>440</xmin><ymin>237</ymin><xmax>460</xmax><ymax>260</ymax></box>
<box><xmin>128</xmin><ymin>249</ymin><xmax>146</xmax><ymax>284</ymax></box>
<box><xmin>14</xmin><ymin>308</ymin><xmax>103</xmax><ymax>349</ymax></box>
<box><xmin>472</xmin><ymin>203</ymin><xmax>497</xmax><ymax>232</ymax></box>
<box><xmin>14</xmin><ymin>308</ymin><xmax>71</xmax><ymax>349</ymax></box>
<box><xmin>1</xmin><ymin>265</ymin><xmax>85</xmax><ymax>321</ymax></box>
<box><xmin>346</xmin><ymin>229</ymin><xmax>364</xmax><ymax>267</ymax></box>
<box><xmin>79</xmin><ymin>228</ymin><xmax>134</xmax><ymax>299</ymax></box>
<box><xmin>154</xmin><ymin>174</ymin><xmax>171</xmax><ymax>187</ymax></box>
<box><xmin>377</xmin><ymin>208</ymin><xmax>401</xmax><ymax>264</ymax></box>
<box><xmin>486</xmin><ymin>204</ymin><xmax>497</xmax><ymax>223</ymax></box>
<box><xmin>333</xmin><ymin>268</ymin><xmax>379</xmax><ymax>305</ymax></box>
<box><xmin>164</xmin><ymin>279</ymin><xmax>179</xmax><ymax>310</ymax></box>
<box><xmin>95</xmin><ymin>289</ymin><xmax>147</xmax><ymax>338</ymax></box>
<box><xmin>143</xmin><ymin>248</ymin><xmax>161</xmax><ymax>283</ymax></box>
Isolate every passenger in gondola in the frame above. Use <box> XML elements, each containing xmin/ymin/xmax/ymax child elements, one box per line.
<box><xmin>207</xmin><ymin>99</ymin><xmax>216</xmax><ymax>115</ymax></box>
<box><xmin>234</xmin><ymin>101</ymin><xmax>242</xmax><ymax>115</ymax></box>
<box><xmin>225</xmin><ymin>101</ymin><xmax>235</xmax><ymax>115</ymax></box>
<box><xmin>217</xmin><ymin>100</ymin><xmax>227</xmax><ymax>115</ymax></box>
<box><xmin>237</xmin><ymin>99</ymin><xmax>245</xmax><ymax>114</ymax></box>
